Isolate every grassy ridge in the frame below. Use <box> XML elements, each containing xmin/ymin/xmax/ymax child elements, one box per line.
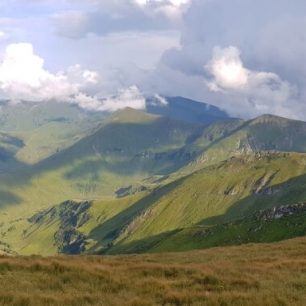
<box><xmin>0</xmin><ymin>109</ymin><xmax>199</xmax><ymax>223</ymax></box>
<box><xmin>0</xmin><ymin>237</ymin><xmax>306</xmax><ymax>306</ymax></box>
<box><xmin>2</xmin><ymin>111</ymin><xmax>306</xmax><ymax>255</ymax></box>
<box><xmin>4</xmin><ymin>152</ymin><xmax>306</xmax><ymax>256</ymax></box>
<box><xmin>107</xmin><ymin>153</ymin><xmax>306</xmax><ymax>253</ymax></box>
<box><xmin>144</xmin><ymin>204</ymin><xmax>306</xmax><ymax>253</ymax></box>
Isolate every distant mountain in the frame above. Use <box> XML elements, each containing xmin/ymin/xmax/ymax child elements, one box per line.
<box><xmin>2</xmin><ymin>99</ymin><xmax>306</xmax><ymax>255</ymax></box>
<box><xmin>146</xmin><ymin>96</ymin><xmax>230</xmax><ymax>125</ymax></box>
<box><xmin>181</xmin><ymin>113</ymin><xmax>306</xmax><ymax>174</ymax></box>
<box><xmin>0</xmin><ymin>101</ymin><xmax>106</xmax><ymax>165</ymax></box>
<box><xmin>0</xmin><ymin>100</ymin><xmax>103</xmax><ymax>132</ymax></box>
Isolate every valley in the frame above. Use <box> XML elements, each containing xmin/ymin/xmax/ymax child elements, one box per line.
<box><xmin>0</xmin><ymin>97</ymin><xmax>305</xmax><ymax>256</ymax></box>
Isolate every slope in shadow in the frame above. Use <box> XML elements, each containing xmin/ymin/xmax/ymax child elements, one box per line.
<box><xmin>0</xmin><ymin>191</ymin><xmax>22</xmax><ymax>207</ymax></box>
<box><xmin>88</xmin><ymin>178</ymin><xmax>186</xmax><ymax>253</ymax></box>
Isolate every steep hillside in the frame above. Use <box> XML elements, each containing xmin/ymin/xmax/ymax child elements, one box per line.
<box><xmin>2</xmin><ymin>107</ymin><xmax>306</xmax><ymax>255</ymax></box>
<box><xmin>182</xmin><ymin>114</ymin><xmax>306</xmax><ymax>174</ymax></box>
<box><xmin>4</xmin><ymin>152</ymin><xmax>306</xmax><ymax>255</ymax></box>
<box><xmin>126</xmin><ymin>203</ymin><xmax>306</xmax><ymax>254</ymax></box>
<box><xmin>0</xmin><ymin>101</ymin><xmax>105</xmax><ymax>165</ymax></box>
<box><xmin>0</xmin><ymin>101</ymin><xmax>102</xmax><ymax>132</ymax></box>
<box><xmin>0</xmin><ymin>132</ymin><xmax>24</xmax><ymax>172</ymax></box>
<box><xmin>101</xmin><ymin>152</ymin><xmax>306</xmax><ymax>254</ymax></box>
<box><xmin>0</xmin><ymin>108</ymin><xmax>203</xmax><ymax>231</ymax></box>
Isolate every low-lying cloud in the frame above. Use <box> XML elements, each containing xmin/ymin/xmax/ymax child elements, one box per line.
<box><xmin>0</xmin><ymin>43</ymin><xmax>98</xmax><ymax>103</ymax></box>
<box><xmin>75</xmin><ymin>86</ymin><xmax>146</xmax><ymax>112</ymax></box>
<box><xmin>0</xmin><ymin>43</ymin><xmax>146</xmax><ymax>113</ymax></box>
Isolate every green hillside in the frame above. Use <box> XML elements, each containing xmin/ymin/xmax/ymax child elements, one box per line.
<box><xmin>182</xmin><ymin>114</ymin><xmax>306</xmax><ymax>174</ymax></box>
<box><xmin>0</xmin><ymin>108</ymin><xmax>202</xmax><ymax>249</ymax></box>
<box><xmin>102</xmin><ymin>152</ymin><xmax>306</xmax><ymax>254</ymax></box>
<box><xmin>3</xmin><ymin>152</ymin><xmax>306</xmax><ymax>255</ymax></box>
<box><xmin>126</xmin><ymin>203</ymin><xmax>306</xmax><ymax>254</ymax></box>
<box><xmin>1</xmin><ymin>106</ymin><xmax>306</xmax><ymax>255</ymax></box>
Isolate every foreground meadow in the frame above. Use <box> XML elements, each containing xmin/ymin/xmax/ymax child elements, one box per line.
<box><xmin>1</xmin><ymin>237</ymin><xmax>306</xmax><ymax>306</ymax></box>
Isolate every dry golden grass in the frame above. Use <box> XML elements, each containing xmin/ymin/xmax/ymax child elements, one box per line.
<box><xmin>1</xmin><ymin>237</ymin><xmax>306</xmax><ymax>306</ymax></box>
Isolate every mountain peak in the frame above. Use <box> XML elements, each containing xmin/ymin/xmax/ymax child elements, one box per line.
<box><xmin>251</xmin><ymin>114</ymin><xmax>303</xmax><ymax>126</ymax></box>
<box><xmin>146</xmin><ymin>95</ymin><xmax>230</xmax><ymax>125</ymax></box>
<box><xmin>109</xmin><ymin>107</ymin><xmax>160</xmax><ymax>124</ymax></box>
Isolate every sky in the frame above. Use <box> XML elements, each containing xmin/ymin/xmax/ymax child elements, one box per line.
<box><xmin>0</xmin><ymin>0</ymin><xmax>305</xmax><ymax>119</ymax></box>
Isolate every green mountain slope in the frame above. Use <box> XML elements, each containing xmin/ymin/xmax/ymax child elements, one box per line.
<box><xmin>0</xmin><ymin>102</ymin><xmax>105</xmax><ymax>165</ymax></box>
<box><xmin>182</xmin><ymin>114</ymin><xmax>306</xmax><ymax>175</ymax></box>
<box><xmin>0</xmin><ymin>108</ymin><xmax>202</xmax><ymax>231</ymax></box>
<box><xmin>2</xmin><ymin>107</ymin><xmax>306</xmax><ymax>255</ymax></box>
<box><xmin>122</xmin><ymin>203</ymin><xmax>306</xmax><ymax>254</ymax></box>
<box><xmin>103</xmin><ymin>152</ymin><xmax>306</xmax><ymax>254</ymax></box>
<box><xmin>4</xmin><ymin>152</ymin><xmax>306</xmax><ymax>255</ymax></box>
<box><xmin>0</xmin><ymin>101</ymin><xmax>102</xmax><ymax>132</ymax></box>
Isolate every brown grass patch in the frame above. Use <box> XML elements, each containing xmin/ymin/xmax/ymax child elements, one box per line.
<box><xmin>0</xmin><ymin>237</ymin><xmax>306</xmax><ymax>305</ymax></box>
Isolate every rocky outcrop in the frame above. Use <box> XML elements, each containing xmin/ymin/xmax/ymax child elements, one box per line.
<box><xmin>254</xmin><ymin>203</ymin><xmax>306</xmax><ymax>221</ymax></box>
<box><xmin>29</xmin><ymin>200</ymin><xmax>92</xmax><ymax>254</ymax></box>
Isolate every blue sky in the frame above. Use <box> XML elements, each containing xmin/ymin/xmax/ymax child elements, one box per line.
<box><xmin>0</xmin><ymin>0</ymin><xmax>306</xmax><ymax>119</ymax></box>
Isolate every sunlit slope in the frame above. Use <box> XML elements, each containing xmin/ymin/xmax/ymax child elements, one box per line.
<box><xmin>105</xmin><ymin>153</ymin><xmax>306</xmax><ymax>254</ymax></box>
<box><xmin>3</xmin><ymin>110</ymin><xmax>306</xmax><ymax>255</ymax></box>
<box><xmin>0</xmin><ymin>108</ymin><xmax>200</xmax><ymax>222</ymax></box>
<box><xmin>5</xmin><ymin>152</ymin><xmax>306</xmax><ymax>255</ymax></box>
<box><xmin>183</xmin><ymin>114</ymin><xmax>306</xmax><ymax>173</ymax></box>
<box><xmin>123</xmin><ymin>203</ymin><xmax>306</xmax><ymax>254</ymax></box>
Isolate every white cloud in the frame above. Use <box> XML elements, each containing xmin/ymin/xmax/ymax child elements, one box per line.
<box><xmin>205</xmin><ymin>46</ymin><xmax>299</xmax><ymax>118</ymax></box>
<box><xmin>143</xmin><ymin>0</ymin><xmax>306</xmax><ymax>120</ymax></box>
<box><xmin>66</xmin><ymin>64</ymin><xmax>99</xmax><ymax>86</ymax></box>
<box><xmin>73</xmin><ymin>85</ymin><xmax>146</xmax><ymax>112</ymax></box>
<box><xmin>0</xmin><ymin>43</ymin><xmax>146</xmax><ymax>113</ymax></box>
<box><xmin>0</xmin><ymin>42</ymin><xmax>100</xmax><ymax>105</ymax></box>
<box><xmin>0</xmin><ymin>31</ymin><xmax>6</xmax><ymax>40</ymax></box>
<box><xmin>206</xmin><ymin>46</ymin><xmax>248</xmax><ymax>91</ymax></box>
<box><xmin>134</xmin><ymin>0</ymin><xmax>191</xmax><ymax>17</ymax></box>
<box><xmin>154</xmin><ymin>94</ymin><xmax>168</xmax><ymax>106</ymax></box>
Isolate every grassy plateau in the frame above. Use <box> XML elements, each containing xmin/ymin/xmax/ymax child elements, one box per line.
<box><xmin>0</xmin><ymin>237</ymin><xmax>306</xmax><ymax>306</ymax></box>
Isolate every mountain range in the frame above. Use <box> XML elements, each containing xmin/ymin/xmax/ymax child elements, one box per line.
<box><xmin>0</xmin><ymin>96</ymin><xmax>306</xmax><ymax>255</ymax></box>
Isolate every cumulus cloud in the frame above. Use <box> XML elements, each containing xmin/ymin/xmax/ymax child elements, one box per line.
<box><xmin>2</xmin><ymin>0</ymin><xmax>306</xmax><ymax>120</ymax></box>
<box><xmin>204</xmin><ymin>46</ymin><xmax>299</xmax><ymax>118</ymax></box>
<box><xmin>206</xmin><ymin>47</ymin><xmax>248</xmax><ymax>91</ymax></box>
<box><xmin>0</xmin><ymin>42</ymin><xmax>148</xmax><ymax>113</ymax></box>
<box><xmin>0</xmin><ymin>42</ymin><xmax>100</xmax><ymax>105</ymax></box>
<box><xmin>72</xmin><ymin>85</ymin><xmax>146</xmax><ymax>112</ymax></box>
<box><xmin>133</xmin><ymin>0</ymin><xmax>191</xmax><ymax>17</ymax></box>
<box><xmin>141</xmin><ymin>0</ymin><xmax>306</xmax><ymax>120</ymax></box>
